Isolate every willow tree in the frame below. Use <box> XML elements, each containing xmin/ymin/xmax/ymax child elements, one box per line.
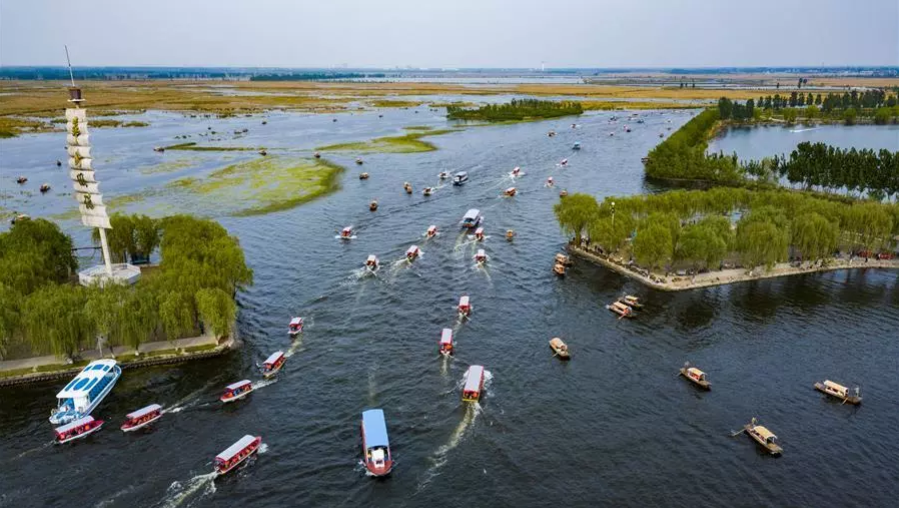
<box><xmin>0</xmin><ymin>284</ymin><xmax>20</xmax><ymax>359</ymax></box>
<box><xmin>736</xmin><ymin>220</ymin><xmax>790</xmax><ymax>270</ymax></box>
<box><xmin>22</xmin><ymin>284</ymin><xmax>93</xmax><ymax>359</ymax></box>
<box><xmin>158</xmin><ymin>290</ymin><xmax>195</xmax><ymax>341</ymax></box>
<box><xmin>554</xmin><ymin>193</ymin><xmax>600</xmax><ymax>246</ymax></box>
<box><xmin>633</xmin><ymin>222</ymin><xmax>673</xmax><ymax>270</ymax></box>
<box><xmin>677</xmin><ymin>223</ymin><xmax>728</xmax><ymax>271</ymax></box>
<box><xmin>791</xmin><ymin>213</ymin><xmax>839</xmax><ymax>261</ymax></box>
<box><xmin>196</xmin><ymin>288</ymin><xmax>237</xmax><ymax>339</ymax></box>
<box><xmin>0</xmin><ymin>218</ymin><xmax>77</xmax><ymax>295</ymax></box>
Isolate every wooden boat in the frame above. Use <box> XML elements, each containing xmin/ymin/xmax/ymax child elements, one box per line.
<box><xmin>54</xmin><ymin>416</ymin><xmax>104</xmax><ymax>444</ymax></box>
<box><xmin>606</xmin><ymin>301</ymin><xmax>633</xmax><ymax>319</ymax></box>
<box><xmin>153</xmin><ymin>146</ymin><xmax>165</xmax><ymax>153</ymax></box>
<box><xmin>549</xmin><ymin>338</ymin><xmax>570</xmax><ymax>360</ymax></box>
<box><xmin>506</xmin><ymin>229</ymin><xmax>515</xmax><ymax>241</ymax></box>
<box><xmin>365</xmin><ymin>254</ymin><xmax>380</xmax><ymax>272</ymax></box>
<box><xmin>258</xmin><ymin>149</ymin><xmax>267</xmax><ymax>156</ymax></box>
<box><xmin>16</xmin><ymin>176</ymin><xmax>27</xmax><ymax>184</ymax></box>
<box><xmin>404</xmin><ymin>182</ymin><xmax>412</xmax><ymax>194</ymax></box>
<box><xmin>559</xmin><ymin>190</ymin><xmax>568</xmax><ymax>198</ymax></box>
<box><xmin>120</xmin><ymin>404</ymin><xmax>163</xmax><ymax>432</ymax></box>
<box><xmin>220</xmin><ymin>380</ymin><xmax>253</xmax><ymax>403</ymax></box>
<box><xmin>462</xmin><ymin>365</ymin><xmax>485</xmax><ymax>403</ymax></box>
<box><xmin>554</xmin><ymin>253</ymin><xmax>572</xmax><ymax>266</ymax></box>
<box><xmin>356</xmin><ymin>157</ymin><xmax>364</xmax><ymax>165</ymax></box>
<box><xmin>814</xmin><ymin>380</ymin><xmax>861</xmax><ymax>405</ymax></box>
<box><xmin>40</xmin><ymin>183</ymin><xmax>51</xmax><ymax>193</ymax></box>
<box><xmin>261</xmin><ymin>351</ymin><xmax>286</xmax><ymax>379</ymax></box>
<box><xmin>460</xmin><ymin>209</ymin><xmax>482</xmax><ymax>229</ymax></box>
<box><xmin>510</xmin><ymin>166</ymin><xmax>521</xmax><ymax>177</ymax></box>
<box><xmin>679</xmin><ymin>363</ymin><xmax>710</xmax><ymax>390</ymax></box>
<box><xmin>439</xmin><ymin>328</ymin><xmax>454</xmax><ymax>356</ymax></box>
<box><xmin>619</xmin><ymin>295</ymin><xmax>643</xmax><ymax>308</ymax></box>
<box><xmin>369</xmin><ymin>200</ymin><xmax>378</xmax><ymax>211</ymax></box>
<box><xmin>359</xmin><ymin>172</ymin><xmax>370</xmax><ymax>180</ymax></box>
<box><xmin>361</xmin><ymin>409</ymin><xmax>394</xmax><ymax>477</ymax></box>
<box><xmin>314</xmin><ymin>151</ymin><xmax>321</xmax><ymax>158</ymax></box>
<box><xmin>742</xmin><ymin>418</ymin><xmax>783</xmax><ymax>455</ymax></box>
<box><xmin>214</xmin><ymin>435</ymin><xmax>262</xmax><ymax>475</ymax></box>
<box><xmin>422</xmin><ymin>187</ymin><xmax>433</xmax><ymax>196</ymax></box>
<box><xmin>406</xmin><ymin>245</ymin><xmax>420</xmax><ymax>261</ymax></box>
<box><xmin>458</xmin><ymin>296</ymin><xmax>472</xmax><ymax>317</ymax></box>
<box><xmin>503</xmin><ymin>187</ymin><xmax>517</xmax><ymax>197</ymax></box>
<box><xmin>474</xmin><ymin>249</ymin><xmax>488</xmax><ymax>264</ymax></box>
<box><xmin>340</xmin><ymin>226</ymin><xmax>354</xmax><ymax>240</ymax></box>
<box><xmin>553</xmin><ymin>263</ymin><xmax>566</xmax><ymax>276</ymax></box>
<box><xmin>573</xmin><ymin>142</ymin><xmax>581</xmax><ymax>150</ymax></box>
<box><xmin>288</xmin><ymin>317</ymin><xmax>304</xmax><ymax>336</ymax></box>
<box><xmin>426</xmin><ymin>225</ymin><xmax>438</xmax><ymax>238</ymax></box>
<box><xmin>474</xmin><ymin>227</ymin><xmax>485</xmax><ymax>241</ymax></box>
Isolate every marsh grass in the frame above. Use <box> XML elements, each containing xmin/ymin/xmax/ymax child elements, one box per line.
<box><xmin>163</xmin><ymin>142</ymin><xmax>259</xmax><ymax>151</ymax></box>
<box><xmin>317</xmin><ymin>129</ymin><xmax>457</xmax><ymax>153</ymax></box>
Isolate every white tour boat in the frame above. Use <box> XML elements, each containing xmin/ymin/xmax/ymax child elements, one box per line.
<box><xmin>49</xmin><ymin>359</ymin><xmax>121</xmax><ymax>425</ymax></box>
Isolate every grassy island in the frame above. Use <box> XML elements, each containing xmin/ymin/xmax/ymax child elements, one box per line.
<box><xmin>317</xmin><ymin>129</ymin><xmax>457</xmax><ymax>153</ymax></box>
<box><xmin>447</xmin><ymin>99</ymin><xmax>583</xmax><ymax>122</ymax></box>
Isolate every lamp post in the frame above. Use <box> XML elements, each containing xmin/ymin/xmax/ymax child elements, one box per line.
<box><xmin>611</xmin><ymin>201</ymin><xmax>616</xmax><ymax>228</ymax></box>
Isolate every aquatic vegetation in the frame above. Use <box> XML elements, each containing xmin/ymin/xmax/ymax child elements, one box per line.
<box><xmin>317</xmin><ymin>129</ymin><xmax>457</xmax><ymax>154</ymax></box>
<box><xmin>370</xmin><ymin>99</ymin><xmax>424</xmax><ymax>108</ymax></box>
<box><xmin>163</xmin><ymin>142</ymin><xmax>259</xmax><ymax>151</ymax></box>
<box><xmin>139</xmin><ymin>158</ymin><xmax>197</xmax><ymax>174</ymax></box>
<box><xmin>403</xmin><ymin>125</ymin><xmax>434</xmax><ymax>131</ymax></box>
<box><xmin>0</xmin><ymin>116</ymin><xmax>54</xmax><ymax>137</ymax></box>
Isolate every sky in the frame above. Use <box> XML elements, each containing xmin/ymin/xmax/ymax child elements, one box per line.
<box><xmin>1</xmin><ymin>0</ymin><xmax>897</xmax><ymax>68</ymax></box>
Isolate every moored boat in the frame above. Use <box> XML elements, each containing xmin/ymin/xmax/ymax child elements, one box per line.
<box><xmin>220</xmin><ymin>380</ymin><xmax>254</xmax><ymax>403</ymax></box>
<box><xmin>554</xmin><ymin>253</ymin><xmax>572</xmax><ymax>266</ymax></box>
<box><xmin>369</xmin><ymin>200</ymin><xmax>378</xmax><ymax>211</ymax></box>
<box><xmin>553</xmin><ymin>263</ymin><xmax>566</xmax><ymax>276</ymax></box>
<box><xmin>406</xmin><ymin>245</ymin><xmax>421</xmax><ymax>261</ymax></box>
<box><xmin>361</xmin><ymin>409</ymin><xmax>394</xmax><ymax>477</ymax></box>
<box><xmin>742</xmin><ymin>418</ymin><xmax>783</xmax><ymax>455</ymax></box>
<box><xmin>474</xmin><ymin>227</ymin><xmax>485</xmax><ymax>241</ymax></box>
<box><xmin>49</xmin><ymin>359</ymin><xmax>122</xmax><ymax>425</ymax></box>
<box><xmin>679</xmin><ymin>362</ymin><xmax>710</xmax><ymax>390</ymax></box>
<box><xmin>559</xmin><ymin>190</ymin><xmax>568</xmax><ymax>198</ymax></box>
<box><xmin>288</xmin><ymin>317</ymin><xmax>304</xmax><ymax>336</ymax></box>
<box><xmin>474</xmin><ymin>249</ymin><xmax>488</xmax><ymax>264</ymax></box>
<box><xmin>641</xmin><ymin>157</ymin><xmax>649</xmax><ymax>164</ymax></box>
<box><xmin>619</xmin><ymin>295</ymin><xmax>643</xmax><ymax>308</ymax></box>
<box><xmin>16</xmin><ymin>176</ymin><xmax>27</xmax><ymax>184</ymax></box>
<box><xmin>548</xmin><ymin>130</ymin><xmax>556</xmax><ymax>137</ymax></box>
<box><xmin>314</xmin><ymin>151</ymin><xmax>321</xmax><ymax>158</ymax></box>
<box><xmin>460</xmin><ymin>209</ymin><xmax>482</xmax><ymax>229</ymax></box>
<box><xmin>439</xmin><ymin>328</ymin><xmax>454</xmax><ymax>356</ymax></box>
<box><xmin>54</xmin><ymin>416</ymin><xmax>104</xmax><ymax>444</ymax></box>
<box><xmin>214</xmin><ymin>434</ymin><xmax>262</xmax><ymax>475</ymax></box>
<box><xmin>559</xmin><ymin>158</ymin><xmax>568</xmax><ymax>166</ymax></box>
<box><xmin>422</xmin><ymin>187</ymin><xmax>433</xmax><ymax>196</ymax></box>
<box><xmin>365</xmin><ymin>254</ymin><xmax>380</xmax><ymax>272</ymax></box>
<box><xmin>458</xmin><ymin>295</ymin><xmax>472</xmax><ymax>317</ymax></box>
<box><xmin>503</xmin><ymin>187</ymin><xmax>517</xmax><ymax>197</ymax></box>
<box><xmin>258</xmin><ymin>149</ymin><xmax>267</xmax><ymax>156</ymax></box>
<box><xmin>606</xmin><ymin>301</ymin><xmax>633</xmax><ymax>319</ymax></box>
<box><xmin>120</xmin><ymin>404</ymin><xmax>164</xmax><ymax>432</ymax></box>
<box><xmin>549</xmin><ymin>338</ymin><xmax>570</xmax><ymax>360</ymax></box>
<box><xmin>359</xmin><ymin>172</ymin><xmax>370</xmax><ymax>180</ymax></box>
<box><xmin>340</xmin><ymin>226</ymin><xmax>354</xmax><ymax>240</ymax></box>
<box><xmin>153</xmin><ymin>146</ymin><xmax>165</xmax><ymax>153</ymax></box>
<box><xmin>426</xmin><ymin>225</ymin><xmax>438</xmax><ymax>238</ymax></box>
<box><xmin>814</xmin><ymin>380</ymin><xmax>861</xmax><ymax>405</ymax></box>
<box><xmin>261</xmin><ymin>351</ymin><xmax>286</xmax><ymax>379</ymax></box>
<box><xmin>453</xmin><ymin>171</ymin><xmax>469</xmax><ymax>186</ymax></box>
<box><xmin>462</xmin><ymin>365</ymin><xmax>485</xmax><ymax>403</ymax></box>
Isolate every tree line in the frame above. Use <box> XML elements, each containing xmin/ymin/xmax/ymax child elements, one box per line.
<box><xmin>0</xmin><ymin>215</ymin><xmax>253</xmax><ymax>360</ymax></box>
<box><xmin>554</xmin><ymin>189</ymin><xmax>898</xmax><ymax>274</ymax></box>
<box><xmin>446</xmin><ymin>99</ymin><xmax>583</xmax><ymax>122</ymax></box>
<box><xmin>250</xmin><ymin>73</ymin><xmax>383</xmax><ymax>81</ymax></box>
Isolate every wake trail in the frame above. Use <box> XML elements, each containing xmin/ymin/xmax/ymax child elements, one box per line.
<box><xmin>156</xmin><ymin>471</ymin><xmax>217</xmax><ymax>508</ymax></box>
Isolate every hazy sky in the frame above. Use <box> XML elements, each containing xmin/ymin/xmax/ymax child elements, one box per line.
<box><xmin>1</xmin><ymin>0</ymin><xmax>897</xmax><ymax>68</ymax></box>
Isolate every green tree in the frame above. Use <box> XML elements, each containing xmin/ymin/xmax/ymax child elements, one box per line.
<box><xmin>633</xmin><ymin>222</ymin><xmax>673</xmax><ymax>270</ymax></box>
<box><xmin>736</xmin><ymin>219</ymin><xmax>789</xmax><ymax>270</ymax></box>
<box><xmin>0</xmin><ymin>284</ymin><xmax>21</xmax><ymax>358</ymax></box>
<box><xmin>0</xmin><ymin>219</ymin><xmax>77</xmax><ymax>295</ymax></box>
<box><xmin>791</xmin><ymin>213</ymin><xmax>839</xmax><ymax>261</ymax></box>
<box><xmin>159</xmin><ymin>290</ymin><xmax>195</xmax><ymax>341</ymax></box>
<box><xmin>553</xmin><ymin>193</ymin><xmax>600</xmax><ymax>246</ymax></box>
<box><xmin>22</xmin><ymin>284</ymin><xmax>93</xmax><ymax>359</ymax></box>
<box><xmin>843</xmin><ymin>108</ymin><xmax>857</xmax><ymax>125</ymax></box>
<box><xmin>196</xmin><ymin>288</ymin><xmax>236</xmax><ymax>339</ymax></box>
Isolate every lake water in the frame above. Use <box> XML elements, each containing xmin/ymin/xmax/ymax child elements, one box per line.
<box><xmin>709</xmin><ymin>124</ymin><xmax>899</xmax><ymax>160</ymax></box>
<box><xmin>1</xmin><ymin>107</ymin><xmax>898</xmax><ymax>508</ymax></box>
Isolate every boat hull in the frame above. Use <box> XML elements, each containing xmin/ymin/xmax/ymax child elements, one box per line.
<box><xmin>364</xmin><ymin>460</ymin><xmax>394</xmax><ymax>477</ymax></box>
<box><xmin>262</xmin><ymin>365</ymin><xmax>283</xmax><ymax>379</ymax></box>
<box><xmin>215</xmin><ymin>441</ymin><xmax>261</xmax><ymax>475</ymax></box>
<box><xmin>56</xmin><ymin>421</ymin><xmax>104</xmax><ymax>444</ymax></box>
<box><xmin>220</xmin><ymin>388</ymin><xmax>254</xmax><ymax>404</ymax></box>
<box><xmin>120</xmin><ymin>413</ymin><xmax>163</xmax><ymax>432</ymax></box>
<box><xmin>679</xmin><ymin>369</ymin><xmax>711</xmax><ymax>390</ymax></box>
<box><xmin>814</xmin><ymin>383</ymin><xmax>861</xmax><ymax>404</ymax></box>
<box><xmin>744</xmin><ymin>426</ymin><xmax>782</xmax><ymax>455</ymax></box>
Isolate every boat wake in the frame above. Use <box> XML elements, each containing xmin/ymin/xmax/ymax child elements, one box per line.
<box><xmin>285</xmin><ymin>336</ymin><xmax>303</xmax><ymax>357</ymax></box>
<box><xmin>251</xmin><ymin>378</ymin><xmax>278</xmax><ymax>391</ymax></box>
<box><xmin>11</xmin><ymin>440</ymin><xmax>53</xmax><ymax>461</ymax></box>
<box><xmin>790</xmin><ymin>127</ymin><xmax>818</xmax><ymax>133</ymax></box>
<box><xmin>165</xmin><ymin>381</ymin><xmax>218</xmax><ymax>414</ymax></box>
<box><xmin>415</xmin><ymin>403</ymin><xmax>482</xmax><ymax>493</ymax></box>
<box><xmin>157</xmin><ymin>471</ymin><xmax>217</xmax><ymax>508</ymax></box>
<box><xmin>93</xmin><ymin>485</ymin><xmax>137</xmax><ymax>508</ymax></box>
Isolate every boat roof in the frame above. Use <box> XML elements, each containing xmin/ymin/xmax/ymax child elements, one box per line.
<box><xmin>550</xmin><ymin>337</ymin><xmax>565</xmax><ymax>347</ymax></box>
<box><xmin>455</xmin><ymin>171</ymin><xmax>468</xmax><ymax>177</ymax></box>
<box><xmin>55</xmin><ymin>415</ymin><xmax>96</xmax><ymax>434</ymax></box>
<box><xmin>289</xmin><ymin>317</ymin><xmax>303</xmax><ymax>325</ymax></box>
<box><xmin>362</xmin><ymin>409</ymin><xmax>390</xmax><ymax>448</ymax></box>
<box><xmin>463</xmin><ymin>209</ymin><xmax>480</xmax><ymax>219</ymax></box>
<box><xmin>824</xmin><ymin>380</ymin><xmax>847</xmax><ymax>392</ymax></box>
<box><xmin>125</xmin><ymin>404</ymin><xmax>163</xmax><ymax>419</ymax></box>
<box><xmin>440</xmin><ymin>328</ymin><xmax>453</xmax><ymax>344</ymax></box>
<box><xmin>464</xmin><ymin>365</ymin><xmax>484</xmax><ymax>392</ymax></box>
<box><xmin>475</xmin><ymin>226</ymin><xmax>484</xmax><ymax>233</ymax></box>
<box><xmin>342</xmin><ymin>226</ymin><xmax>352</xmax><ymax>232</ymax></box>
<box><xmin>225</xmin><ymin>380</ymin><xmax>252</xmax><ymax>391</ymax></box>
<box><xmin>263</xmin><ymin>351</ymin><xmax>284</xmax><ymax>365</ymax></box>
<box><xmin>459</xmin><ymin>295</ymin><xmax>470</xmax><ymax>306</ymax></box>
<box><xmin>754</xmin><ymin>426</ymin><xmax>777</xmax><ymax>440</ymax></box>
<box><xmin>407</xmin><ymin>245</ymin><xmax>419</xmax><ymax>252</ymax></box>
<box><xmin>216</xmin><ymin>435</ymin><xmax>258</xmax><ymax>461</ymax></box>
<box><xmin>56</xmin><ymin>360</ymin><xmax>118</xmax><ymax>399</ymax></box>
<box><xmin>687</xmin><ymin>367</ymin><xmax>705</xmax><ymax>376</ymax></box>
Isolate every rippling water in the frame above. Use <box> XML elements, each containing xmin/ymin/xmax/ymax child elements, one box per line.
<box><xmin>2</xmin><ymin>108</ymin><xmax>898</xmax><ymax>508</ymax></box>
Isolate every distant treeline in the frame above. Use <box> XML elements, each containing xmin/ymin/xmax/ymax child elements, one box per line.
<box><xmin>0</xmin><ymin>67</ymin><xmax>234</xmax><ymax>81</ymax></box>
<box><xmin>446</xmin><ymin>99</ymin><xmax>583</xmax><ymax>122</ymax></box>
<box><xmin>250</xmin><ymin>73</ymin><xmax>384</xmax><ymax>81</ymax></box>
<box><xmin>718</xmin><ymin>94</ymin><xmax>899</xmax><ymax>125</ymax></box>
<box><xmin>753</xmin><ymin>90</ymin><xmax>896</xmax><ymax>111</ymax></box>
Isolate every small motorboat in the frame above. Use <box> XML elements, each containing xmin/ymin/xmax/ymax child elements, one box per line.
<box><xmin>361</xmin><ymin>409</ymin><xmax>394</xmax><ymax>477</ymax></box>
<box><xmin>679</xmin><ymin>362</ymin><xmax>711</xmax><ymax>390</ymax></box>
<box><xmin>659</xmin><ymin>133</ymin><xmax>664</xmax><ymax>138</ymax></box>
<box><xmin>288</xmin><ymin>317</ymin><xmax>304</xmax><ymax>336</ymax></box>
<box><xmin>458</xmin><ymin>295</ymin><xmax>472</xmax><ymax>318</ymax></box>
<box><xmin>340</xmin><ymin>226</ymin><xmax>354</xmax><ymax>240</ymax></box>
<box><xmin>406</xmin><ymin>245</ymin><xmax>421</xmax><ymax>261</ymax></box>
<box><xmin>474</xmin><ymin>249</ymin><xmax>488</xmax><ymax>264</ymax></box>
<box><xmin>549</xmin><ymin>338</ymin><xmax>570</xmax><ymax>360</ymax></box>
<box><xmin>619</xmin><ymin>295</ymin><xmax>643</xmax><ymax>308</ymax></box>
<box><xmin>333</xmin><ymin>118</ymin><xmax>339</xmax><ymax>122</ymax></box>
<box><xmin>814</xmin><ymin>380</ymin><xmax>861</xmax><ymax>405</ymax></box>
<box><xmin>573</xmin><ymin>142</ymin><xmax>581</xmax><ymax>150</ymax></box>
<box><xmin>637</xmin><ymin>119</ymin><xmax>645</xmax><ymax>124</ymax></box>
<box><xmin>359</xmin><ymin>172</ymin><xmax>370</xmax><ymax>180</ymax></box>
<box><xmin>474</xmin><ymin>227</ymin><xmax>485</xmax><ymax>241</ymax></box>
<box><xmin>369</xmin><ymin>200</ymin><xmax>379</xmax><ymax>211</ymax></box>
<box><xmin>609</xmin><ymin>132</ymin><xmax>615</xmax><ymax>136</ymax></box>
<box><xmin>438</xmin><ymin>171</ymin><xmax>450</xmax><ymax>180</ymax></box>
<box><xmin>505</xmin><ymin>229</ymin><xmax>515</xmax><ymax>241</ymax></box>
<box><xmin>624</xmin><ymin>126</ymin><xmax>631</xmax><ymax>133</ymax></box>
<box><xmin>453</xmin><ymin>171</ymin><xmax>469</xmax><ymax>186</ymax></box>
<box><xmin>153</xmin><ymin>146</ymin><xmax>165</xmax><ymax>153</ymax></box>
<box><xmin>548</xmin><ymin>130</ymin><xmax>556</xmax><ymax>137</ymax></box>
<box><xmin>220</xmin><ymin>380</ymin><xmax>254</xmax><ymax>403</ymax></box>
<box><xmin>462</xmin><ymin>365</ymin><xmax>485</xmax><ymax>403</ymax></box>
<box><xmin>606</xmin><ymin>301</ymin><xmax>633</xmax><ymax>319</ymax></box>
<box><xmin>40</xmin><ymin>183</ymin><xmax>51</xmax><ymax>193</ymax></box>
<box><xmin>559</xmin><ymin>158</ymin><xmax>568</xmax><ymax>167</ymax></box>
<box><xmin>404</xmin><ymin>182</ymin><xmax>413</xmax><ymax>194</ymax></box>
<box><xmin>56</xmin><ymin>159</ymin><xmax>62</xmax><ymax>166</ymax></box>
<box><xmin>365</xmin><ymin>254</ymin><xmax>380</xmax><ymax>272</ymax></box>
<box><xmin>261</xmin><ymin>351</ymin><xmax>286</xmax><ymax>379</ymax></box>
<box><xmin>355</xmin><ymin>157</ymin><xmax>364</xmax><ymax>165</ymax></box>
<box><xmin>121</xmin><ymin>404</ymin><xmax>164</xmax><ymax>432</ymax></box>
<box><xmin>546</xmin><ymin>176</ymin><xmax>554</xmax><ymax>187</ymax></box>
<box><xmin>426</xmin><ymin>225</ymin><xmax>438</xmax><ymax>239</ymax></box>
<box><xmin>314</xmin><ymin>151</ymin><xmax>321</xmax><ymax>158</ymax></box>
<box><xmin>553</xmin><ymin>263</ymin><xmax>566</xmax><ymax>276</ymax></box>
<box><xmin>554</xmin><ymin>253</ymin><xmax>572</xmax><ymax>266</ymax></box>
<box><xmin>559</xmin><ymin>190</ymin><xmax>568</xmax><ymax>198</ymax></box>
<box><xmin>741</xmin><ymin>418</ymin><xmax>783</xmax><ymax>456</ymax></box>
<box><xmin>510</xmin><ymin>166</ymin><xmax>521</xmax><ymax>178</ymax></box>
<box><xmin>570</xmin><ymin>123</ymin><xmax>577</xmax><ymax>129</ymax></box>
<box><xmin>422</xmin><ymin>187</ymin><xmax>433</xmax><ymax>197</ymax></box>
<box><xmin>258</xmin><ymin>149</ymin><xmax>267</xmax><ymax>156</ymax></box>
<box><xmin>460</xmin><ymin>209</ymin><xmax>482</xmax><ymax>229</ymax></box>
<box><xmin>262</xmin><ymin>120</ymin><xmax>267</xmax><ymax>125</ymax></box>
<box><xmin>16</xmin><ymin>176</ymin><xmax>27</xmax><ymax>184</ymax></box>
<box><xmin>503</xmin><ymin>187</ymin><xmax>517</xmax><ymax>197</ymax></box>
<box><xmin>214</xmin><ymin>434</ymin><xmax>262</xmax><ymax>475</ymax></box>
<box><xmin>54</xmin><ymin>416</ymin><xmax>104</xmax><ymax>444</ymax></box>
<box><xmin>439</xmin><ymin>328</ymin><xmax>454</xmax><ymax>356</ymax></box>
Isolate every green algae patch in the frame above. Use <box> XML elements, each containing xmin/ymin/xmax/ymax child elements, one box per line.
<box><xmin>163</xmin><ymin>142</ymin><xmax>260</xmax><ymax>152</ymax></box>
<box><xmin>403</xmin><ymin>125</ymin><xmax>434</xmax><ymax>131</ymax></box>
<box><xmin>317</xmin><ymin>129</ymin><xmax>458</xmax><ymax>154</ymax></box>
<box><xmin>140</xmin><ymin>158</ymin><xmax>197</xmax><ymax>175</ymax></box>
<box><xmin>169</xmin><ymin>156</ymin><xmax>345</xmax><ymax>217</ymax></box>
<box><xmin>370</xmin><ymin>99</ymin><xmax>424</xmax><ymax>108</ymax></box>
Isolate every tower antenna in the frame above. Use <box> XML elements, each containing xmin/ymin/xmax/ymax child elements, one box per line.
<box><xmin>65</xmin><ymin>45</ymin><xmax>76</xmax><ymax>87</ymax></box>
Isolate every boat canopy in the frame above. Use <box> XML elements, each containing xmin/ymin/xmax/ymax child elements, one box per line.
<box><xmin>464</xmin><ymin>365</ymin><xmax>484</xmax><ymax>392</ymax></box>
<box><xmin>125</xmin><ymin>404</ymin><xmax>162</xmax><ymax>420</ymax></box>
<box><xmin>55</xmin><ymin>416</ymin><xmax>96</xmax><ymax>434</ymax></box>
<box><xmin>407</xmin><ymin>245</ymin><xmax>419</xmax><ymax>255</ymax></box>
<box><xmin>440</xmin><ymin>328</ymin><xmax>453</xmax><ymax>345</ymax></box>
<box><xmin>226</xmin><ymin>380</ymin><xmax>252</xmax><ymax>391</ymax></box>
<box><xmin>263</xmin><ymin>351</ymin><xmax>284</xmax><ymax>366</ymax></box>
<box><xmin>454</xmin><ymin>171</ymin><xmax>468</xmax><ymax>178</ymax></box>
<box><xmin>754</xmin><ymin>426</ymin><xmax>777</xmax><ymax>441</ymax></box>
<box><xmin>362</xmin><ymin>409</ymin><xmax>390</xmax><ymax>448</ymax></box>
<box><xmin>289</xmin><ymin>317</ymin><xmax>303</xmax><ymax>326</ymax></box>
<box><xmin>823</xmin><ymin>380</ymin><xmax>848</xmax><ymax>394</ymax></box>
<box><xmin>216</xmin><ymin>435</ymin><xmax>258</xmax><ymax>461</ymax></box>
<box><xmin>459</xmin><ymin>296</ymin><xmax>470</xmax><ymax>307</ymax></box>
<box><xmin>463</xmin><ymin>209</ymin><xmax>480</xmax><ymax>221</ymax></box>
<box><xmin>550</xmin><ymin>338</ymin><xmax>565</xmax><ymax>348</ymax></box>
<box><xmin>687</xmin><ymin>367</ymin><xmax>705</xmax><ymax>378</ymax></box>
<box><xmin>56</xmin><ymin>360</ymin><xmax>117</xmax><ymax>399</ymax></box>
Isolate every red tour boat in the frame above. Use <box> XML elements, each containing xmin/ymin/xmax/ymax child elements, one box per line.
<box><xmin>439</xmin><ymin>328</ymin><xmax>454</xmax><ymax>356</ymax></box>
<box><xmin>214</xmin><ymin>434</ymin><xmax>262</xmax><ymax>475</ymax></box>
<box><xmin>475</xmin><ymin>249</ymin><xmax>488</xmax><ymax>264</ymax></box>
<box><xmin>474</xmin><ymin>227</ymin><xmax>485</xmax><ymax>241</ymax></box>
<box><xmin>361</xmin><ymin>409</ymin><xmax>394</xmax><ymax>477</ymax></box>
<box><xmin>55</xmin><ymin>416</ymin><xmax>104</xmax><ymax>444</ymax></box>
<box><xmin>261</xmin><ymin>351</ymin><xmax>286</xmax><ymax>379</ymax></box>
<box><xmin>288</xmin><ymin>317</ymin><xmax>304</xmax><ymax>336</ymax></box>
<box><xmin>340</xmin><ymin>226</ymin><xmax>354</xmax><ymax>240</ymax></box>
<box><xmin>462</xmin><ymin>365</ymin><xmax>485</xmax><ymax>403</ymax></box>
<box><xmin>365</xmin><ymin>255</ymin><xmax>380</xmax><ymax>272</ymax></box>
<box><xmin>458</xmin><ymin>296</ymin><xmax>472</xmax><ymax>317</ymax></box>
<box><xmin>406</xmin><ymin>245</ymin><xmax>421</xmax><ymax>261</ymax></box>
<box><xmin>510</xmin><ymin>166</ymin><xmax>521</xmax><ymax>177</ymax></box>
<box><xmin>220</xmin><ymin>380</ymin><xmax>254</xmax><ymax>403</ymax></box>
<box><xmin>426</xmin><ymin>225</ymin><xmax>438</xmax><ymax>238</ymax></box>
<box><xmin>120</xmin><ymin>404</ymin><xmax>163</xmax><ymax>432</ymax></box>
<box><xmin>503</xmin><ymin>187</ymin><xmax>517</xmax><ymax>197</ymax></box>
